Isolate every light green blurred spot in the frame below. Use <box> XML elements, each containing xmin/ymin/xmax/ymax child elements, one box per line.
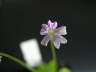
<box><xmin>59</xmin><ymin>67</ymin><xmax>72</xmax><ymax>72</ymax></box>
<box><xmin>0</xmin><ymin>56</ymin><xmax>2</xmax><ymax>62</ymax></box>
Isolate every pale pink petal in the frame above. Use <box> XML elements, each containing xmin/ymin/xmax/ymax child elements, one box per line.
<box><xmin>48</xmin><ymin>20</ymin><xmax>57</xmax><ymax>29</ymax></box>
<box><xmin>48</xmin><ymin>20</ymin><xmax>52</xmax><ymax>25</ymax></box>
<box><xmin>59</xmin><ymin>36</ymin><xmax>67</xmax><ymax>44</ymax></box>
<box><xmin>56</xmin><ymin>26</ymin><xmax>67</xmax><ymax>35</ymax></box>
<box><xmin>53</xmin><ymin>35</ymin><xmax>67</xmax><ymax>49</ymax></box>
<box><xmin>41</xmin><ymin>35</ymin><xmax>49</xmax><ymax>46</ymax></box>
<box><xmin>40</xmin><ymin>24</ymin><xmax>49</xmax><ymax>35</ymax></box>
<box><xmin>54</xmin><ymin>40</ymin><xmax>60</xmax><ymax>49</ymax></box>
<box><xmin>42</xmin><ymin>24</ymin><xmax>49</xmax><ymax>30</ymax></box>
<box><xmin>53</xmin><ymin>35</ymin><xmax>61</xmax><ymax>49</ymax></box>
<box><xmin>53</xmin><ymin>21</ymin><xmax>58</xmax><ymax>29</ymax></box>
<box><xmin>40</xmin><ymin>28</ymin><xmax>48</xmax><ymax>35</ymax></box>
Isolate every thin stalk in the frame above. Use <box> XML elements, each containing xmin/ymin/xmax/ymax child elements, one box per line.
<box><xmin>50</xmin><ymin>41</ymin><xmax>58</xmax><ymax>72</ymax></box>
<box><xmin>50</xmin><ymin>41</ymin><xmax>56</xmax><ymax>61</ymax></box>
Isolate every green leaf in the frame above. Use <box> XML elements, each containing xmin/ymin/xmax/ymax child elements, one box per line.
<box><xmin>47</xmin><ymin>60</ymin><xmax>57</xmax><ymax>72</ymax></box>
<box><xmin>59</xmin><ymin>67</ymin><xmax>72</xmax><ymax>72</ymax></box>
<box><xmin>36</xmin><ymin>60</ymin><xmax>57</xmax><ymax>72</ymax></box>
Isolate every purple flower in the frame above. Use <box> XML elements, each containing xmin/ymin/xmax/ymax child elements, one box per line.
<box><xmin>40</xmin><ymin>20</ymin><xmax>67</xmax><ymax>49</ymax></box>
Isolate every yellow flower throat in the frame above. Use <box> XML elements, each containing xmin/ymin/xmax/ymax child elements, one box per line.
<box><xmin>48</xmin><ymin>29</ymin><xmax>55</xmax><ymax>35</ymax></box>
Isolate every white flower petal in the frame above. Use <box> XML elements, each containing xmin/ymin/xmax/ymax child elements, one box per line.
<box><xmin>20</xmin><ymin>39</ymin><xmax>42</xmax><ymax>67</ymax></box>
<box><xmin>56</xmin><ymin>26</ymin><xmax>67</xmax><ymax>35</ymax></box>
<box><xmin>41</xmin><ymin>35</ymin><xmax>49</xmax><ymax>46</ymax></box>
<box><xmin>60</xmin><ymin>36</ymin><xmax>67</xmax><ymax>44</ymax></box>
<box><xmin>54</xmin><ymin>40</ymin><xmax>60</xmax><ymax>49</ymax></box>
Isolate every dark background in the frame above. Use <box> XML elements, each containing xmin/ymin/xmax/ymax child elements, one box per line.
<box><xmin>0</xmin><ymin>0</ymin><xmax>96</xmax><ymax>72</ymax></box>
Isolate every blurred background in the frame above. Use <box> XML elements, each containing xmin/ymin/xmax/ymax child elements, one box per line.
<box><xmin>0</xmin><ymin>0</ymin><xmax>96</xmax><ymax>72</ymax></box>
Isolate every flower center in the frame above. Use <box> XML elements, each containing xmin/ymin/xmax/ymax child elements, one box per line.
<box><xmin>48</xmin><ymin>29</ymin><xmax>55</xmax><ymax>35</ymax></box>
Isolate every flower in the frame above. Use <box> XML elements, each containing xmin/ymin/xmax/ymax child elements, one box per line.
<box><xmin>40</xmin><ymin>20</ymin><xmax>67</xmax><ymax>49</ymax></box>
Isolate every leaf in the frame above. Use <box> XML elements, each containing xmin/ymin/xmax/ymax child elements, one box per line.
<box><xmin>47</xmin><ymin>60</ymin><xmax>57</xmax><ymax>72</ymax></box>
<box><xmin>59</xmin><ymin>67</ymin><xmax>72</xmax><ymax>72</ymax></box>
<box><xmin>36</xmin><ymin>60</ymin><xmax>57</xmax><ymax>72</ymax></box>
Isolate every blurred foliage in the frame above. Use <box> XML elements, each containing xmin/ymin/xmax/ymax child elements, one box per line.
<box><xmin>59</xmin><ymin>67</ymin><xmax>72</xmax><ymax>72</ymax></box>
<box><xmin>34</xmin><ymin>60</ymin><xmax>72</xmax><ymax>72</ymax></box>
<box><xmin>36</xmin><ymin>60</ymin><xmax>57</xmax><ymax>72</ymax></box>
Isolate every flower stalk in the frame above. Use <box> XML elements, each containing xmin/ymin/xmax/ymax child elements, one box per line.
<box><xmin>50</xmin><ymin>41</ymin><xmax>56</xmax><ymax>61</ymax></box>
<box><xmin>50</xmin><ymin>41</ymin><xmax>58</xmax><ymax>72</ymax></box>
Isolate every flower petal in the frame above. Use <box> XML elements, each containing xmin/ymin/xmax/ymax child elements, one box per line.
<box><xmin>59</xmin><ymin>36</ymin><xmax>67</xmax><ymax>44</ymax></box>
<box><xmin>48</xmin><ymin>20</ymin><xmax>57</xmax><ymax>29</ymax></box>
<box><xmin>53</xmin><ymin>21</ymin><xmax>58</xmax><ymax>29</ymax></box>
<box><xmin>41</xmin><ymin>35</ymin><xmax>49</xmax><ymax>46</ymax></box>
<box><xmin>40</xmin><ymin>24</ymin><xmax>49</xmax><ymax>35</ymax></box>
<box><xmin>56</xmin><ymin>26</ymin><xmax>67</xmax><ymax>35</ymax></box>
<box><xmin>54</xmin><ymin>40</ymin><xmax>60</xmax><ymax>49</ymax></box>
<box><xmin>40</xmin><ymin>28</ymin><xmax>48</xmax><ymax>35</ymax></box>
<box><xmin>53</xmin><ymin>35</ymin><xmax>67</xmax><ymax>49</ymax></box>
<box><xmin>42</xmin><ymin>24</ymin><xmax>49</xmax><ymax>30</ymax></box>
<box><xmin>53</xmin><ymin>35</ymin><xmax>61</xmax><ymax>49</ymax></box>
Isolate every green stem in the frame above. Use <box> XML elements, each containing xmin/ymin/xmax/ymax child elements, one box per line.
<box><xmin>50</xmin><ymin>41</ymin><xmax>56</xmax><ymax>61</ymax></box>
<box><xmin>0</xmin><ymin>52</ymin><xmax>37</xmax><ymax>72</ymax></box>
<box><xmin>50</xmin><ymin>41</ymin><xmax>58</xmax><ymax>72</ymax></box>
